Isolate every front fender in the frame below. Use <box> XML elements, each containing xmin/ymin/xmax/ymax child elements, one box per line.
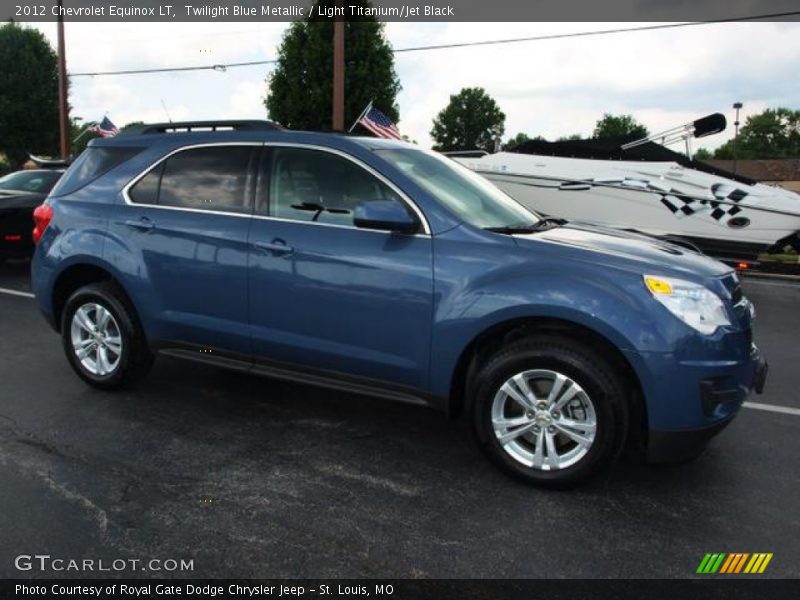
<box><xmin>429</xmin><ymin>229</ymin><xmax>668</xmax><ymax>397</ymax></box>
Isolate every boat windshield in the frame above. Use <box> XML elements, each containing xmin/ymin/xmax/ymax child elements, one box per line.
<box><xmin>374</xmin><ymin>147</ymin><xmax>540</xmax><ymax>229</ymax></box>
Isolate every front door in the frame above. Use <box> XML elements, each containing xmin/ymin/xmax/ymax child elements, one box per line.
<box><xmin>247</xmin><ymin>146</ymin><xmax>434</xmax><ymax>390</ymax></box>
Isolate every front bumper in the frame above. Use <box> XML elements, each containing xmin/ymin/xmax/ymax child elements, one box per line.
<box><xmin>648</xmin><ymin>416</ymin><xmax>734</xmax><ymax>463</ymax></box>
<box><xmin>646</xmin><ymin>345</ymin><xmax>767</xmax><ymax>463</ymax></box>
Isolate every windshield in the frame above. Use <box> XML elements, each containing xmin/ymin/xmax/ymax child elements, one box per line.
<box><xmin>0</xmin><ymin>170</ymin><xmax>62</xmax><ymax>194</ymax></box>
<box><xmin>374</xmin><ymin>147</ymin><xmax>539</xmax><ymax>229</ymax></box>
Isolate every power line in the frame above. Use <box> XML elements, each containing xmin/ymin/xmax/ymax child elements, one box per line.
<box><xmin>69</xmin><ymin>12</ymin><xmax>800</xmax><ymax>77</ymax></box>
<box><xmin>393</xmin><ymin>12</ymin><xmax>800</xmax><ymax>53</ymax></box>
<box><xmin>72</xmin><ymin>59</ymin><xmax>276</xmax><ymax>77</ymax></box>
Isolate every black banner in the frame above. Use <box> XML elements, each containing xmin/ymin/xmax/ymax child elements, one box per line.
<box><xmin>5</xmin><ymin>0</ymin><xmax>800</xmax><ymax>23</ymax></box>
<box><xmin>3</xmin><ymin>579</ymin><xmax>800</xmax><ymax>600</ymax></box>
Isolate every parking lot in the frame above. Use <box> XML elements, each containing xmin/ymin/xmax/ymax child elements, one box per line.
<box><xmin>0</xmin><ymin>258</ymin><xmax>798</xmax><ymax>579</ymax></box>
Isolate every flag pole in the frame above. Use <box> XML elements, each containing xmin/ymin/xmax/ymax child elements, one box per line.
<box><xmin>348</xmin><ymin>101</ymin><xmax>373</xmax><ymax>133</ymax></box>
<box><xmin>72</xmin><ymin>122</ymin><xmax>97</xmax><ymax>144</ymax></box>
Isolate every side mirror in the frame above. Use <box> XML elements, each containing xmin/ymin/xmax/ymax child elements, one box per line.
<box><xmin>353</xmin><ymin>200</ymin><xmax>418</xmax><ymax>234</ymax></box>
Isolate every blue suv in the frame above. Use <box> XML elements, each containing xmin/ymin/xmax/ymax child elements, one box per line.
<box><xmin>31</xmin><ymin>121</ymin><xmax>767</xmax><ymax>486</ymax></box>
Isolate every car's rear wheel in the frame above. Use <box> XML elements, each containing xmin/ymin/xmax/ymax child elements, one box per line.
<box><xmin>61</xmin><ymin>282</ymin><xmax>153</xmax><ymax>389</ymax></box>
<box><xmin>471</xmin><ymin>334</ymin><xmax>628</xmax><ymax>487</ymax></box>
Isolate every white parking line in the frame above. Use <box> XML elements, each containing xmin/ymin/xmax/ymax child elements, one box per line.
<box><xmin>743</xmin><ymin>401</ymin><xmax>800</xmax><ymax>417</ymax></box>
<box><xmin>0</xmin><ymin>286</ymin><xmax>34</xmax><ymax>299</ymax></box>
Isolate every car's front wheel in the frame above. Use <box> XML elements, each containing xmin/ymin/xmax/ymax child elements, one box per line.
<box><xmin>61</xmin><ymin>282</ymin><xmax>153</xmax><ymax>389</ymax></box>
<box><xmin>471</xmin><ymin>334</ymin><xmax>629</xmax><ymax>487</ymax></box>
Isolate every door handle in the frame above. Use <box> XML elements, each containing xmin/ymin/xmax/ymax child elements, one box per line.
<box><xmin>254</xmin><ymin>239</ymin><xmax>293</xmax><ymax>255</ymax></box>
<box><xmin>123</xmin><ymin>217</ymin><xmax>155</xmax><ymax>232</ymax></box>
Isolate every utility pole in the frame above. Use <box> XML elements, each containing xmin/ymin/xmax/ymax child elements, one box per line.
<box><xmin>56</xmin><ymin>0</ymin><xmax>69</xmax><ymax>159</ymax></box>
<box><xmin>332</xmin><ymin>0</ymin><xmax>345</xmax><ymax>131</ymax></box>
<box><xmin>733</xmin><ymin>102</ymin><xmax>743</xmax><ymax>175</ymax></box>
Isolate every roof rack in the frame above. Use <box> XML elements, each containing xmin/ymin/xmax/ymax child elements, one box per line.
<box><xmin>118</xmin><ymin>120</ymin><xmax>282</xmax><ymax>136</ymax></box>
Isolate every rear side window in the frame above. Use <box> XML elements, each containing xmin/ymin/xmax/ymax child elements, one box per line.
<box><xmin>129</xmin><ymin>146</ymin><xmax>254</xmax><ymax>214</ymax></box>
<box><xmin>51</xmin><ymin>146</ymin><xmax>142</xmax><ymax>196</ymax></box>
<box><xmin>129</xmin><ymin>163</ymin><xmax>163</xmax><ymax>205</ymax></box>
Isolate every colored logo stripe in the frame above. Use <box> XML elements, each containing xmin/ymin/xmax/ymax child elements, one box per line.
<box><xmin>744</xmin><ymin>553</ymin><xmax>773</xmax><ymax>574</ymax></box>
<box><xmin>697</xmin><ymin>553</ymin><xmax>773</xmax><ymax>574</ymax></box>
<box><xmin>720</xmin><ymin>553</ymin><xmax>749</xmax><ymax>573</ymax></box>
<box><xmin>697</xmin><ymin>553</ymin><xmax>726</xmax><ymax>573</ymax></box>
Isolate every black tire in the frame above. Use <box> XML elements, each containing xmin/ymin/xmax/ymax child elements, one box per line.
<box><xmin>470</xmin><ymin>334</ymin><xmax>629</xmax><ymax>488</ymax></box>
<box><xmin>61</xmin><ymin>282</ymin><xmax>154</xmax><ymax>389</ymax></box>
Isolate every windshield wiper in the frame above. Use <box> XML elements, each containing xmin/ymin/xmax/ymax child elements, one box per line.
<box><xmin>484</xmin><ymin>217</ymin><xmax>567</xmax><ymax>234</ymax></box>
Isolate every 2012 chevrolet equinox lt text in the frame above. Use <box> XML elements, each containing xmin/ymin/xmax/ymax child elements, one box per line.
<box><xmin>30</xmin><ymin>120</ymin><xmax>768</xmax><ymax>487</ymax></box>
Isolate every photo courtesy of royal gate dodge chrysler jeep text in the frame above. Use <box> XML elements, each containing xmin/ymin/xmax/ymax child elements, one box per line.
<box><xmin>30</xmin><ymin>120</ymin><xmax>767</xmax><ymax>487</ymax></box>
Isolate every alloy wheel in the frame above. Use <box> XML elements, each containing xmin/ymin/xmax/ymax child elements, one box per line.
<box><xmin>70</xmin><ymin>302</ymin><xmax>123</xmax><ymax>376</ymax></box>
<box><xmin>491</xmin><ymin>369</ymin><xmax>597</xmax><ymax>470</ymax></box>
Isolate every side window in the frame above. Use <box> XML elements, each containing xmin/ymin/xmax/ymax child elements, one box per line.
<box><xmin>269</xmin><ymin>148</ymin><xmax>404</xmax><ymax>226</ymax></box>
<box><xmin>129</xmin><ymin>162</ymin><xmax>162</xmax><ymax>205</ymax></box>
<box><xmin>129</xmin><ymin>146</ymin><xmax>254</xmax><ymax>213</ymax></box>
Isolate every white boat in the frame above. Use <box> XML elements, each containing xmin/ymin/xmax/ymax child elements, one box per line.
<box><xmin>453</xmin><ymin>115</ymin><xmax>800</xmax><ymax>262</ymax></box>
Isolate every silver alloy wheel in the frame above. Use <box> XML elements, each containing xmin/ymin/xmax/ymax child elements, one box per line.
<box><xmin>70</xmin><ymin>302</ymin><xmax>123</xmax><ymax>377</ymax></box>
<box><xmin>491</xmin><ymin>369</ymin><xmax>597</xmax><ymax>470</ymax></box>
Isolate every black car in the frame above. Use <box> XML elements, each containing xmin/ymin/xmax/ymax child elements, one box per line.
<box><xmin>0</xmin><ymin>169</ymin><xmax>63</xmax><ymax>261</ymax></box>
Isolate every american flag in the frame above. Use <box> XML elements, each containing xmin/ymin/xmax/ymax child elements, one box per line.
<box><xmin>358</xmin><ymin>104</ymin><xmax>401</xmax><ymax>139</ymax></box>
<box><xmin>89</xmin><ymin>116</ymin><xmax>119</xmax><ymax>138</ymax></box>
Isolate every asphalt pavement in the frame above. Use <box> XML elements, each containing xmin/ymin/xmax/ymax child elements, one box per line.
<box><xmin>0</xmin><ymin>258</ymin><xmax>798</xmax><ymax>579</ymax></box>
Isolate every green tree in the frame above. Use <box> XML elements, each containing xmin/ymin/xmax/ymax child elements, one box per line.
<box><xmin>265</xmin><ymin>0</ymin><xmax>400</xmax><ymax>131</ymax></box>
<box><xmin>0</xmin><ymin>23</ymin><xmax>59</xmax><ymax>167</ymax></box>
<box><xmin>592</xmin><ymin>113</ymin><xmax>649</xmax><ymax>139</ymax></box>
<box><xmin>713</xmin><ymin>108</ymin><xmax>800</xmax><ymax>159</ymax></box>
<box><xmin>693</xmin><ymin>147</ymin><xmax>713</xmax><ymax>160</ymax></box>
<box><xmin>430</xmin><ymin>87</ymin><xmax>505</xmax><ymax>152</ymax></box>
<box><xmin>557</xmin><ymin>133</ymin><xmax>583</xmax><ymax>141</ymax></box>
<box><xmin>503</xmin><ymin>132</ymin><xmax>545</xmax><ymax>151</ymax></box>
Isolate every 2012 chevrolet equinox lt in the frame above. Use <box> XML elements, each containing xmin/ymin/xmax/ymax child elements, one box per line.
<box><xmin>30</xmin><ymin>121</ymin><xmax>767</xmax><ymax>487</ymax></box>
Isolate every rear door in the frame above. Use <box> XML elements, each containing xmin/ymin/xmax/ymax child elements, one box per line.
<box><xmin>113</xmin><ymin>143</ymin><xmax>258</xmax><ymax>354</ymax></box>
<box><xmin>247</xmin><ymin>145</ymin><xmax>434</xmax><ymax>390</ymax></box>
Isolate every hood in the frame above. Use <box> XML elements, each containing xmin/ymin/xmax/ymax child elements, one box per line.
<box><xmin>513</xmin><ymin>221</ymin><xmax>731</xmax><ymax>280</ymax></box>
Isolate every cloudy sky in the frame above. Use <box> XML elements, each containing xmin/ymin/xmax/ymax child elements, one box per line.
<box><xmin>28</xmin><ymin>20</ymin><xmax>800</xmax><ymax>152</ymax></box>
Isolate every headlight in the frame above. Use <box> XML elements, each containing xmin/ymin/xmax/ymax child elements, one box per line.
<box><xmin>643</xmin><ymin>275</ymin><xmax>731</xmax><ymax>335</ymax></box>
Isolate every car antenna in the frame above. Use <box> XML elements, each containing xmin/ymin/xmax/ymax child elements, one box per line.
<box><xmin>160</xmin><ymin>99</ymin><xmax>173</xmax><ymax>123</ymax></box>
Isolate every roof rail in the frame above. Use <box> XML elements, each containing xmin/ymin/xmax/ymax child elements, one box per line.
<box><xmin>118</xmin><ymin>120</ymin><xmax>282</xmax><ymax>136</ymax></box>
<box><xmin>440</xmin><ymin>150</ymin><xmax>490</xmax><ymax>158</ymax></box>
